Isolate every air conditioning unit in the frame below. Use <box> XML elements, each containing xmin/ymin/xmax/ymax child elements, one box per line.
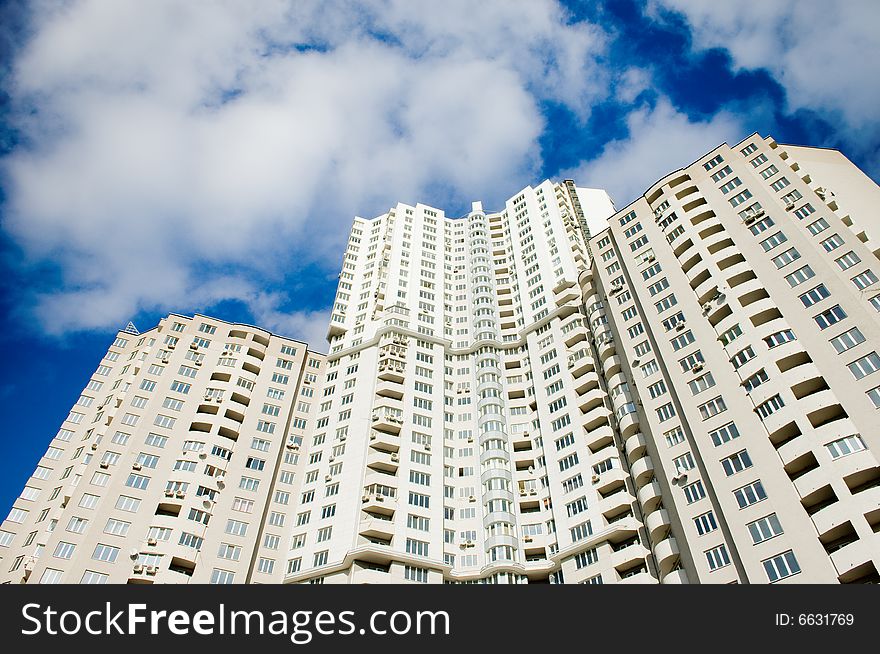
<box><xmin>645</xmin><ymin>254</ymin><xmax>656</xmax><ymax>263</ymax></box>
<box><xmin>465</xmin><ymin>540</ymin><xmax>474</xmax><ymax>548</ymax></box>
<box><xmin>189</xmin><ymin>343</ymin><xmax>199</xmax><ymax>350</ymax></box>
<box><xmin>147</xmin><ymin>538</ymin><xmax>157</xmax><ymax>546</ymax></box>
<box><xmin>161</xmin><ymin>357</ymin><xmax>171</xmax><ymax>364</ymax></box>
<box><xmin>691</xmin><ymin>363</ymin><xmax>704</xmax><ymax>373</ymax></box>
<box><xmin>132</xmin><ymin>462</ymin><xmax>142</xmax><ymax>470</ymax></box>
<box><xmin>362</xmin><ymin>494</ymin><xmax>371</xmax><ymax>502</ymax></box>
<box><xmin>195</xmin><ymin>361</ymin><xmax>202</xmax><ymax>367</ymax></box>
<box><xmin>100</xmin><ymin>461</ymin><xmax>109</xmax><ymax>469</ymax></box>
<box><xmin>468</xmin><ymin>495</ymin><xmax>476</xmax><ymax>503</ymax></box>
<box><xmin>519</xmin><ymin>489</ymin><xmax>528</xmax><ymax>496</ymax></box>
<box><xmin>133</xmin><ymin>564</ymin><xmax>144</xmax><ymax>574</ymax></box>
<box><xmin>702</xmin><ymin>303</ymin><xmax>712</xmax><ymax>314</ymax></box>
<box><xmin>524</xmin><ymin>536</ymin><xmax>533</xmax><ymax>543</ymax></box>
<box><xmin>744</xmin><ymin>215</ymin><xmax>756</xmax><ymax>225</ymax></box>
<box><xmin>390</xmin><ymin>453</ymin><xmax>399</xmax><ymax>462</ymax></box>
<box><xmin>676</xmin><ymin>322</ymin><xmax>687</xmax><ymax>332</ymax></box>
<box><xmin>198</xmin><ymin>452</ymin><xmax>207</xmax><ymax>460</ymax></box>
<box><xmin>785</xmin><ymin>202</ymin><xmax>795</xmax><ymax>211</ymax></box>
<box><xmin>325</xmin><ymin>475</ymin><xmax>332</xmax><ymax>482</ymax></box>
<box><xmin>90</xmin><ymin>442</ymin><xmax>99</xmax><ymax>451</ymax></box>
<box><xmin>424</xmin><ymin>443</ymin><xmax>431</xmax><ymax>451</ymax></box>
<box><xmin>592</xmin><ymin>474</ymin><xmax>600</xmax><ymax>483</ymax></box>
<box><xmin>175</xmin><ymin>490</ymin><xmax>185</xmax><ymax>499</ymax></box>
<box><xmin>286</xmin><ymin>444</ymin><xmax>300</xmax><ymax>451</ymax></box>
<box><xmin>164</xmin><ymin>489</ymin><xmax>174</xmax><ymax>497</ymax></box>
<box><xmin>146</xmin><ymin>566</ymin><xmax>157</xmax><ymax>576</ymax></box>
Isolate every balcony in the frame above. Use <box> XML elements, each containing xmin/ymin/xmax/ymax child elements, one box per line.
<box><xmin>585</xmin><ymin>423</ymin><xmax>615</xmax><ymax>453</ymax></box>
<box><xmin>654</xmin><ymin>536</ymin><xmax>680</xmax><ymax>575</ymax></box>
<box><xmin>371</xmin><ymin>407</ymin><xmax>404</xmax><ymax>434</ymax></box>
<box><xmin>645</xmin><ymin>508</ymin><xmax>671</xmax><ymax>542</ymax></box>
<box><xmin>592</xmin><ymin>466</ymin><xmax>628</xmax><ymax>494</ymax></box>
<box><xmin>661</xmin><ymin>568</ymin><xmax>689</xmax><ymax>584</ymax></box>
<box><xmin>377</xmin><ymin>360</ymin><xmax>406</xmax><ymax>383</ymax></box>
<box><xmin>611</xmin><ymin>541</ymin><xmax>650</xmax><ymax>571</ymax></box>
<box><xmin>375</xmin><ymin>379</ymin><xmax>404</xmax><ymax>400</ymax></box>
<box><xmin>369</xmin><ymin>430</ymin><xmax>401</xmax><ymax>452</ymax></box>
<box><xmin>358</xmin><ymin>515</ymin><xmax>395</xmax><ymax>540</ymax></box>
<box><xmin>361</xmin><ymin>486</ymin><xmax>397</xmax><ymax>516</ymax></box>
<box><xmin>624</xmin><ymin>432</ymin><xmax>647</xmax><ymax>462</ymax></box>
<box><xmin>830</xmin><ymin>538</ymin><xmax>873</xmax><ymax>580</ymax></box>
<box><xmin>637</xmin><ymin>480</ymin><xmax>663</xmax><ymax>513</ymax></box>
<box><xmin>630</xmin><ymin>455</ymin><xmax>655</xmax><ymax>487</ymax></box>
<box><xmin>567</xmin><ymin>348</ymin><xmax>594</xmax><ymax>378</ymax></box>
<box><xmin>366</xmin><ymin>449</ymin><xmax>400</xmax><ymax>474</ymax></box>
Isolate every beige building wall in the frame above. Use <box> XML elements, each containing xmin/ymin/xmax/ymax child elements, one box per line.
<box><xmin>0</xmin><ymin>314</ymin><xmax>324</xmax><ymax>584</ymax></box>
<box><xmin>2</xmin><ymin>134</ymin><xmax>877</xmax><ymax>585</ymax></box>
<box><xmin>585</xmin><ymin>134</ymin><xmax>880</xmax><ymax>584</ymax></box>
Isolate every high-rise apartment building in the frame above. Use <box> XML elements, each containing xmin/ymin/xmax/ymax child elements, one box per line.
<box><xmin>2</xmin><ymin>134</ymin><xmax>878</xmax><ymax>584</ymax></box>
<box><xmin>0</xmin><ymin>314</ymin><xmax>325</xmax><ymax>584</ymax></box>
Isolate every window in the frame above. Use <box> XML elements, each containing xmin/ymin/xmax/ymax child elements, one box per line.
<box><xmin>825</xmin><ymin>434</ymin><xmax>867</xmax><ymax>459</ymax></box>
<box><xmin>748</xmin><ymin>514</ymin><xmax>784</xmax><ymax>544</ymax></box>
<box><xmin>664</xmin><ymin>427</ymin><xmax>685</xmax><ymax>447</ymax></box>
<box><xmin>759</xmin><ymin>231</ymin><xmax>787</xmax><ymax>252</ymax></box>
<box><xmin>764</xmin><ymin>330</ymin><xmax>796</xmax><ymax>348</ymax></box>
<box><xmin>847</xmin><ymin>351</ymin><xmax>880</xmax><ymax>380</ymax></box>
<box><xmin>688</xmin><ymin>372</ymin><xmax>715</xmax><ymax>395</ymax></box>
<box><xmin>683</xmin><ymin>480</ymin><xmax>706</xmax><ymax>504</ymax></box>
<box><xmin>835</xmin><ymin>251</ymin><xmax>861</xmax><ymax>270</ymax></box>
<box><xmin>210</xmin><ymin>569</ymin><xmax>235</xmax><ymax>585</ymax></box>
<box><xmin>53</xmin><ymin>541</ymin><xmax>76</xmax><ymax>559</ymax></box>
<box><xmin>784</xmin><ymin>265</ymin><xmax>815</xmax><ymax>287</ymax></box>
<box><xmin>830</xmin><ymin>327</ymin><xmax>865</xmax><ymax>354</ymax></box>
<box><xmin>806</xmin><ymin>217</ymin><xmax>829</xmax><ymax>235</ymax></box>
<box><xmin>709</xmin><ymin>422</ymin><xmax>740</xmax><ymax>447</ymax></box>
<box><xmin>798</xmin><ymin>284</ymin><xmax>830</xmax><ymax>307</ymax></box>
<box><xmin>763</xmin><ymin>550</ymin><xmax>800</xmax><ymax>582</ymax></box>
<box><xmin>820</xmin><ymin>233</ymin><xmax>844</xmax><ymax>252</ymax></box>
<box><xmin>721</xmin><ymin>450</ymin><xmax>752</xmax><ymax>476</ymax></box>
<box><xmin>814</xmin><ymin>305</ymin><xmax>846</xmax><ymax>329</ymax></box>
<box><xmin>656</xmin><ymin>402</ymin><xmax>676</xmax><ymax>422</ymax></box>
<box><xmin>771</xmin><ymin>248</ymin><xmax>800</xmax><ymax>269</ymax></box>
<box><xmin>694</xmin><ymin>511</ymin><xmax>718</xmax><ymax>535</ymax></box>
<box><xmin>673</xmin><ymin>452</ymin><xmax>695</xmax><ymax>473</ymax></box>
<box><xmin>698</xmin><ymin>396</ymin><xmax>727</xmax><ymax>420</ymax></box>
<box><xmin>734</xmin><ymin>480</ymin><xmax>767</xmax><ymax>508</ymax></box>
<box><xmin>705</xmin><ymin>544</ymin><xmax>731</xmax><ymax>571</ymax></box>
<box><xmin>92</xmin><ymin>543</ymin><xmax>120</xmax><ymax>563</ymax></box>
<box><xmin>852</xmin><ymin>270</ymin><xmax>879</xmax><ymax>290</ymax></box>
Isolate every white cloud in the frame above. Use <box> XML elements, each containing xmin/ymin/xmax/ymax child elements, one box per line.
<box><xmin>651</xmin><ymin>0</ymin><xmax>880</xmax><ymax>130</ymax></box>
<box><xmin>3</xmin><ymin>0</ymin><xmax>608</xmax><ymax>337</ymax></box>
<box><xmin>565</xmin><ymin>97</ymin><xmax>745</xmax><ymax>207</ymax></box>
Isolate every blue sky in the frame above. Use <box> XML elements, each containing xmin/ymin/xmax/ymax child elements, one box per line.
<box><xmin>1</xmin><ymin>0</ymin><xmax>878</xmax><ymax>514</ymax></box>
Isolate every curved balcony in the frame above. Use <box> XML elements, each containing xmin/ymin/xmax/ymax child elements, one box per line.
<box><xmin>596</xmin><ymin>336</ymin><xmax>616</xmax><ymax>362</ymax></box>
<box><xmin>625</xmin><ymin>432</ymin><xmax>647</xmax><ymax>462</ymax></box>
<box><xmin>793</xmin><ymin>466</ymin><xmax>832</xmax><ymax>500</ymax></box>
<box><xmin>482</xmin><ymin>510</ymin><xmax>517</xmax><ymax>530</ymax></box>
<box><xmin>482</xmin><ymin>488</ymin><xmax>514</xmax><ymax>505</ymax></box>
<box><xmin>777</xmin><ymin>436</ymin><xmax>814</xmax><ymax>469</ymax></box>
<box><xmin>485</xmin><ymin>534</ymin><xmax>519</xmax><ymax>551</ymax></box>
<box><xmin>830</xmin><ymin>538</ymin><xmax>873</xmax><ymax>579</ymax></box>
<box><xmin>637</xmin><ymin>480</ymin><xmax>663</xmax><ymax>513</ymax></box>
<box><xmin>602</xmin><ymin>354</ymin><xmax>622</xmax><ymax>378</ymax></box>
<box><xmin>617</xmin><ymin>410</ymin><xmax>640</xmax><ymax>439</ymax></box>
<box><xmin>661</xmin><ymin>568</ymin><xmax>689</xmax><ymax>584</ymax></box>
<box><xmin>645</xmin><ymin>508</ymin><xmax>671</xmax><ymax>542</ymax></box>
<box><xmin>654</xmin><ymin>536</ymin><xmax>680</xmax><ymax>575</ymax></box>
<box><xmin>482</xmin><ymin>467</ymin><xmax>513</xmax><ymax>486</ymax></box>
<box><xmin>810</xmin><ymin>499</ymin><xmax>852</xmax><ymax>539</ymax></box>
<box><xmin>630</xmin><ymin>455</ymin><xmax>655</xmax><ymax>487</ymax></box>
